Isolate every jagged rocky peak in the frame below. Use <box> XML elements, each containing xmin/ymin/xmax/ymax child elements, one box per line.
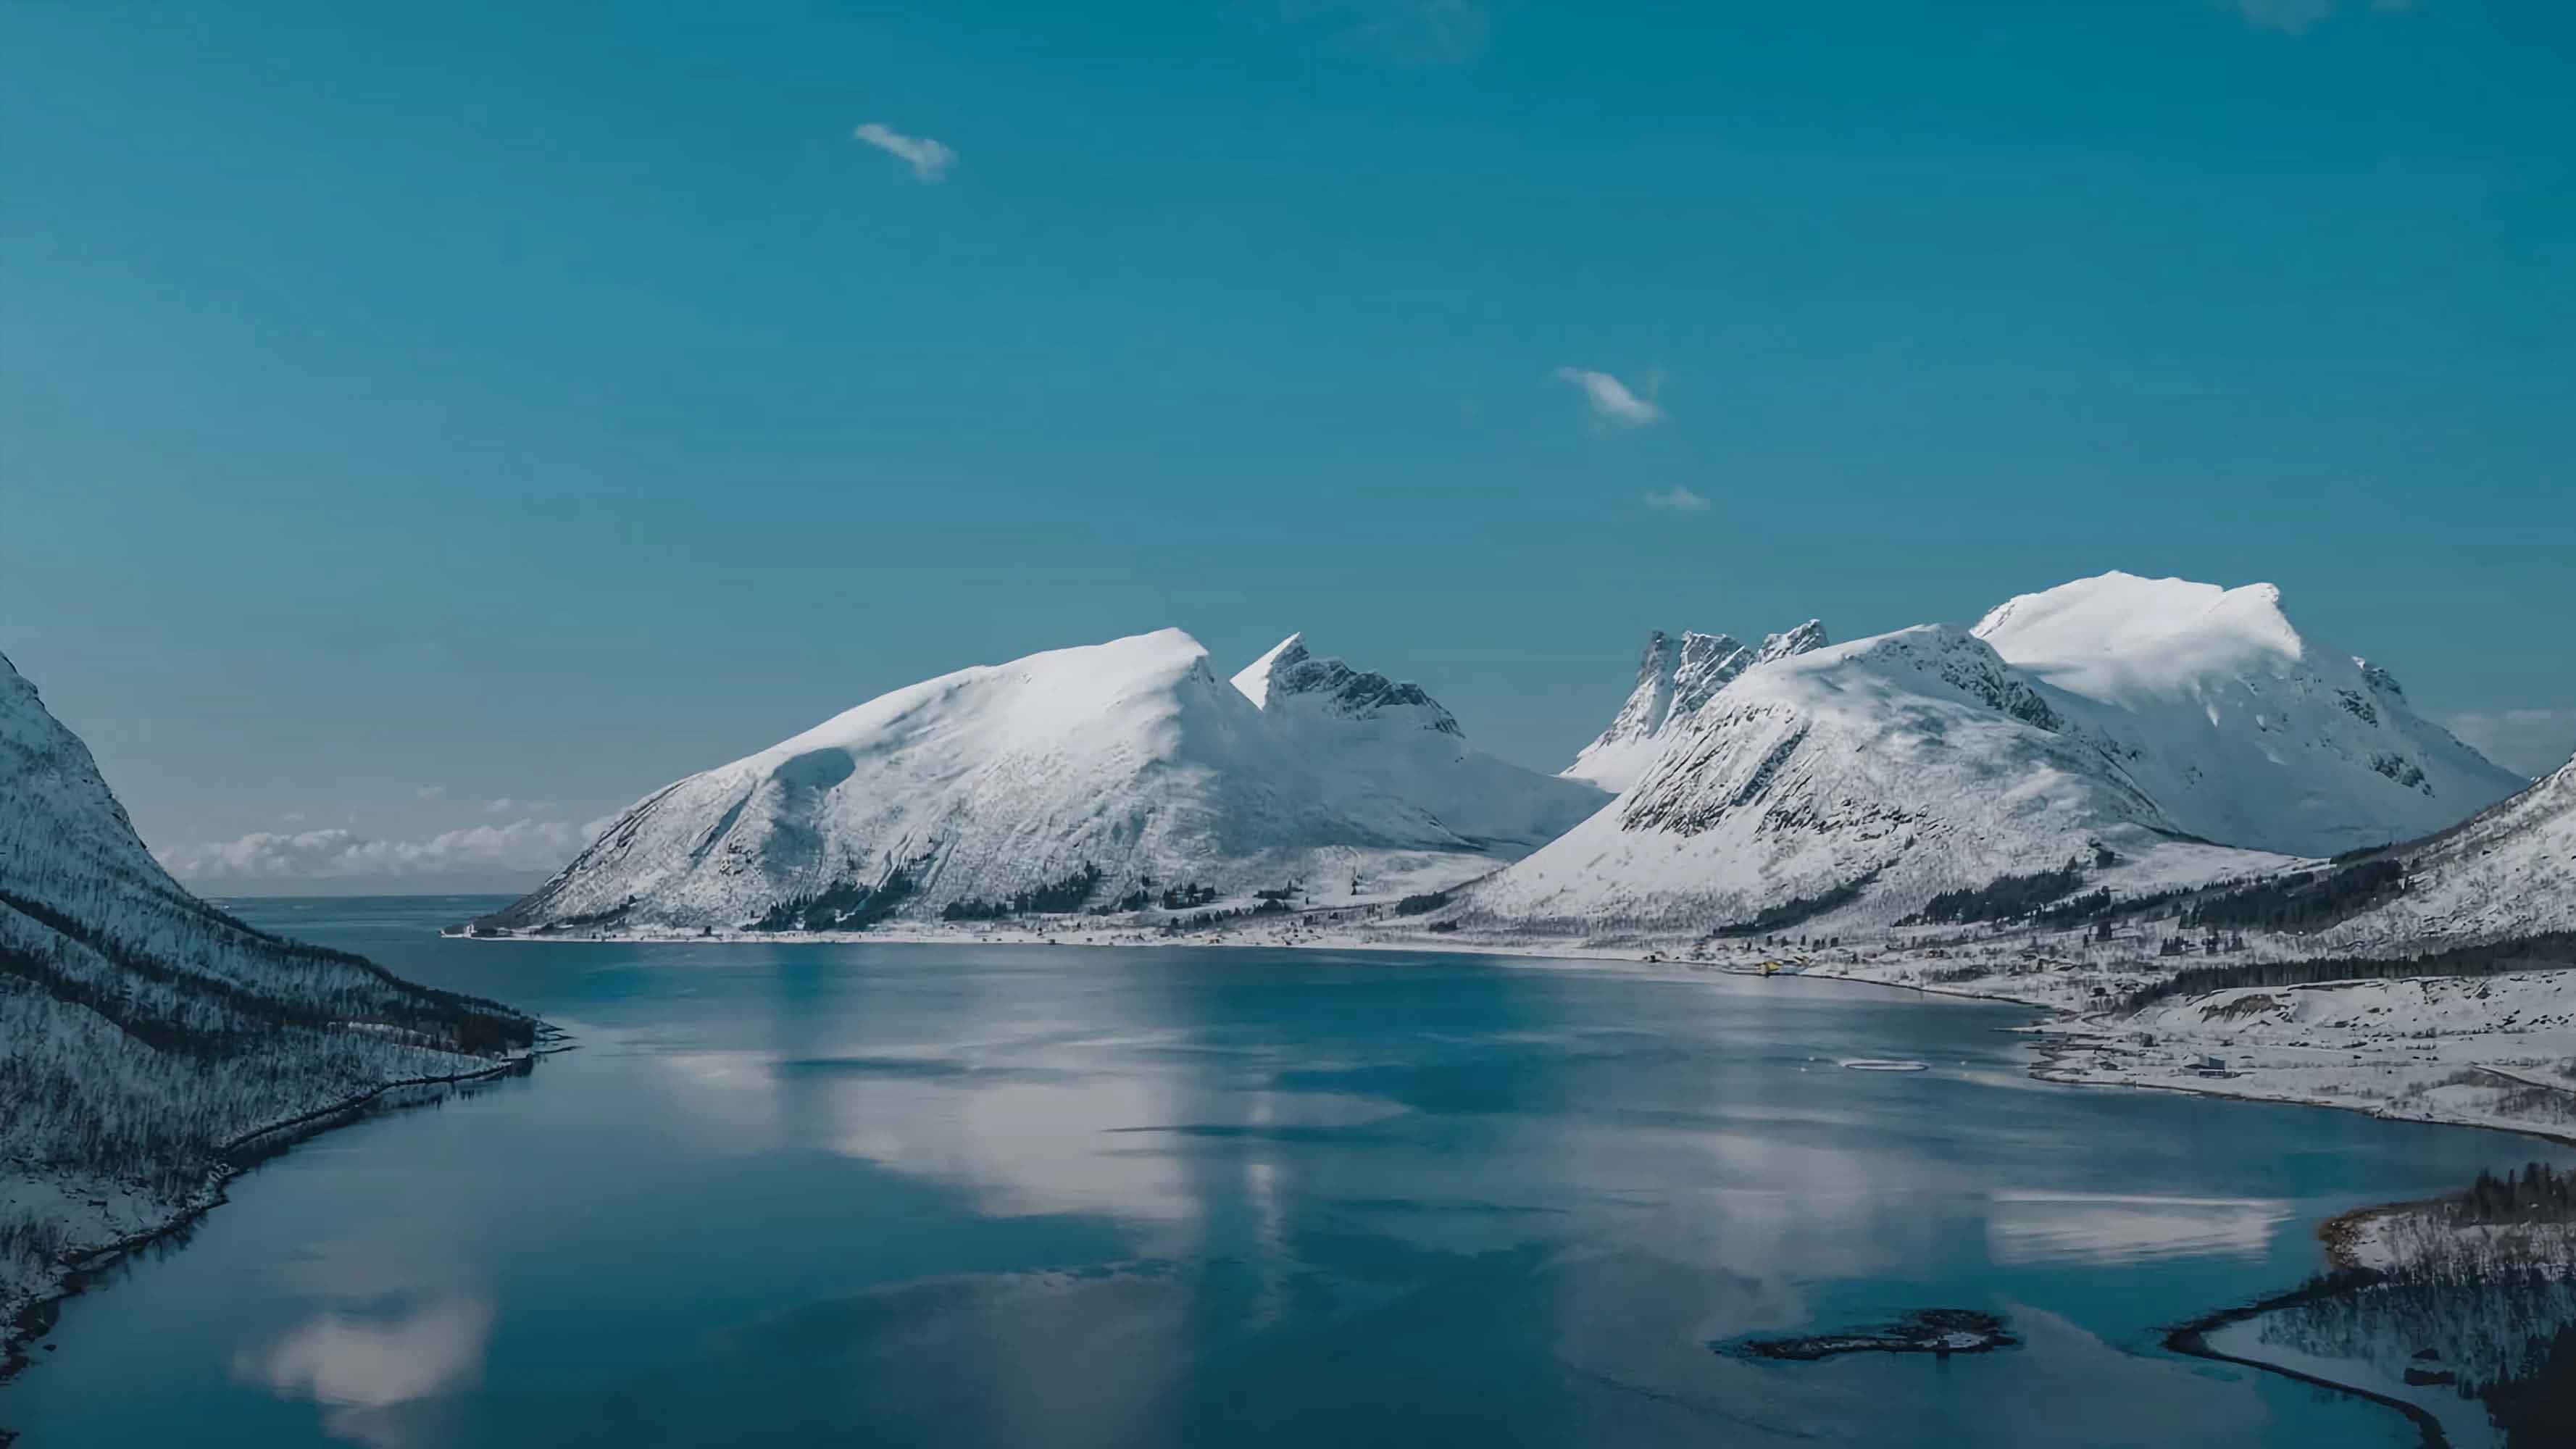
<box><xmin>1759</xmin><ymin>619</ymin><xmax>1829</xmax><ymax>663</ymax></box>
<box><xmin>1230</xmin><ymin>633</ymin><xmax>1462</xmax><ymax>736</ymax></box>
<box><xmin>1564</xmin><ymin>617</ymin><xmax>1832</xmax><ymax>791</ymax></box>
<box><xmin>1670</xmin><ymin>632</ymin><xmax>1751</xmax><ymax>717</ymax></box>
<box><xmin>1613</xmin><ymin>630</ymin><xmax>1682</xmax><ymax>738</ymax></box>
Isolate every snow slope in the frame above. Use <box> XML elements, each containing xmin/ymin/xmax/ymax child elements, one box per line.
<box><xmin>485</xmin><ymin>629</ymin><xmax>1606</xmax><ymax>932</ymax></box>
<box><xmin>1975</xmin><ymin>573</ymin><xmax>2521</xmax><ymax>857</ymax></box>
<box><xmin>2038</xmin><ymin>970</ymin><xmax>2576</xmax><ymax>1143</ymax></box>
<box><xmin>2320</xmin><ymin>753</ymin><xmax>2576</xmax><ymax>949</ymax></box>
<box><xmin>1</xmin><ymin>649</ymin><xmax>529</xmax><ymax>1349</ymax></box>
<box><xmin>1564</xmin><ymin>622</ymin><xmax>1827</xmax><ymax>790</ymax></box>
<box><xmin>1467</xmin><ymin>625</ymin><xmax>2289</xmax><ymax>937</ymax></box>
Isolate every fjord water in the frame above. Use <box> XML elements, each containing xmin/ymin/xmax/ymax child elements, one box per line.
<box><xmin>8</xmin><ymin>901</ymin><xmax>2559</xmax><ymax>1447</ymax></box>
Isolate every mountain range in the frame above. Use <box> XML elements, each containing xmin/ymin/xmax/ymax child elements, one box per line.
<box><xmin>475</xmin><ymin>570</ymin><xmax>2552</xmax><ymax>953</ymax></box>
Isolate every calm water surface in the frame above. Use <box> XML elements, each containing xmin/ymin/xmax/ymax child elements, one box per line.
<box><xmin>7</xmin><ymin>897</ymin><xmax>2564</xmax><ymax>1448</ymax></box>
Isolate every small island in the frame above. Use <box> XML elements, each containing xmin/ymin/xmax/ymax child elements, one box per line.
<box><xmin>1720</xmin><ymin>1308</ymin><xmax>2018</xmax><ymax>1363</ymax></box>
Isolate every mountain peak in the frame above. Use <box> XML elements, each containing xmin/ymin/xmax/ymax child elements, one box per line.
<box><xmin>1234</xmin><ymin>635</ymin><xmax>1460</xmax><ymax>736</ymax></box>
<box><xmin>1564</xmin><ymin>617</ymin><xmax>1833</xmax><ymax>791</ymax></box>
<box><xmin>1229</xmin><ymin>632</ymin><xmax>1308</xmax><ymax>708</ymax></box>
<box><xmin>1972</xmin><ymin>573</ymin><xmax>2304</xmax><ymax>703</ymax></box>
<box><xmin>1758</xmin><ymin>620</ymin><xmax>1829</xmax><ymax>663</ymax></box>
<box><xmin>1972</xmin><ymin>572</ymin><xmax>2520</xmax><ymax>855</ymax></box>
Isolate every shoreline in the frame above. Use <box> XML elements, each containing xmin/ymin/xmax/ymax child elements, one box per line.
<box><xmin>0</xmin><ymin>1045</ymin><xmax>551</xmax><ymax>1409</ymax></box>
<box><xmin>2159</xmin><ymin>1268</ymin><xmax>2449</xmax><ymax>1449</ymax></box>
<box><xmin>2026</xmin><ymin>1052</ymin><xmax>2576</xmax><ymax>1153</ymax></box>
<box><xmin>467</xmin><ymin>922</ymin><xmax>2576</xmax><ymax>1151</ymax></box>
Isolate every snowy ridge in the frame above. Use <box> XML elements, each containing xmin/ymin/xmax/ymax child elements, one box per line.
<box><xmin>1470</xmin><ymin>625</ymin><xmax>2291</xmax><ymax>936</ymax></box>
<box><xmin>486</xmin><ymin>629</ymin><xmax>1606</xmax><ymax>932</ymax></box>
<box><xmin>1564</xmin><ymin>620</ymin><xmax>1828</xmax><ymax>791</ymax></box>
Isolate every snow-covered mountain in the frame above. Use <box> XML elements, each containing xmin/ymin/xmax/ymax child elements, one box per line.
<box><xmin>1564</xmin><ymin>621</ymin><xmax>1827</xmax><ymax>791</ymax></box>
<box><xmin>1973</xmin><ymin>574</ymin><xmax>2522</xmax><ymax>858</ymax></box>
<box><xmin>481</xmin><ymin>629</ymin><xmax>1606</xmax><ymax>932</ymax></box>
<box><xmin>2320</xmin><ymin>753</ymin><xmax>2576</xmax><ymax>948</ymax></box>
<box><xmin>1458</xmin><ymin>573</ymin><xmax>2520</xmax><ymax>941</ymax></box>
<box><xmin>1468</xmin><ymin>625</ymin><xmax>2288</xmax><ymax>938</ymax></box>
<box><xmin>1</xmin><ymin>649</ymin><xmax>529</xmax><ymax>1339</ymax></box>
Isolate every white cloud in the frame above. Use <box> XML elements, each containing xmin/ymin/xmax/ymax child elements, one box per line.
<box><xmin>854</xmin><ymin>122</ymin><xmax>956</xmax><ymax>182</ymax></box>
<box><xmin>162</xmin><ymin>816</ymin><xmax>613</xmax><ymax>884</ymax></box>
<box><xmin>1551</xmin><ymin>367</ymin><xmax>1664</xmax><ymax>429</ymax></box>
<box><xmin>2232</xmin><ymin>0</ymin><xmax>2412</xmax><ymax>33</ymax></box>
<box><xmin>2444</xmin><ymin>709</ymin><xmax>2576</xmax><ymax>778</ymax></box>
<box><xmin>1293</xmin><ymin>0</ymin><xmax>1488</xmax><ymax>64</ymax></box>
<box><xmin>1642</xmin><ymin>485</ymin><xmax>1710</xmax><ymax>513</ymax></box>
<box><xmin>414</xmin><ymin>785</ymin><xmax>446</xmax><ymax>800</ymax></box>
<box><xmin>484</xmin><ymin>798</ymin><xmax>514</xmax><ymax>814</ymax></box>
<box><xmin>2235</xmin><ymin>0</ymin><xmax>2333</xmax><ymax>30</ymax></box>
<box><xmin>280</xmin><ymin>811</ymin><xmax>307</xmax><ymax>824</ymax></box>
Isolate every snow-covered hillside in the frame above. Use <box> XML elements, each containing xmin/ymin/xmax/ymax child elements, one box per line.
<box><xmin>1467</xmin><ymin>625</ymin><xmax>2288</xmax><ymax>938</ymax></box>
<box><xmin>1975</xmin><ymin>574</ymin><xmax>2522</xmax><ymax>857</ymax></box>
<box><xmin>1564</xmin><ymin>622</ymin><xmax>1827</xmax><ymax>791</ymax></box>
<box><xmin>482</xmin><ymin>629</ymin><xmax>1606</xmax><ymax>933</ymax></box>
<box><xmin>2320</xmin><ymin>754</ymin><xmax>2576</xmax><ymax>949</ymax></box>
<box><xmin>1</xmin><ymin>650</ymin><xmax>530</xmax><ymax>1353</ymax></box>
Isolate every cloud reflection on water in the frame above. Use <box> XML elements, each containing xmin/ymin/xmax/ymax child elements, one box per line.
<box><xmin>1986</xmin><ymin>1193</ymin><xmax>2290</xmax><ymax>1266</ymax></box>
<box><xmin>235</xmin><ymin>1297</ymin><xmax>493</xmax><ymax>1446</ymax></box>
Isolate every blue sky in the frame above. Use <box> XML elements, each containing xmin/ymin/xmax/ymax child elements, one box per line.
<box><xmin>5</xmin><ymin>0</ymin><xmax>2571</xmax><ymax>891</ymax></box>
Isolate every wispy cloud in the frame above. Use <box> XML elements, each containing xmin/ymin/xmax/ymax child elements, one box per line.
<box><xmin>853</xmin><ymin>122</ymin><xmax>956</xmax><ymax>182</ymax></box>
<box><xmin>1288</xmin><ymin>0</ymin><xmax>1487</xmax><ymax>64</ymax></box>
<box><xmin>2444</xmin><ymin>708</ymin><xmax>2576</xmax><ymax>778</ymax></box>
<box><xmin>481</xmin><ymin>797</ymin><xmax>551</xmax><ymax>814</ymax></box>
<box><xmin>162</xmin><ymin>816</ymin><xmax>612</xmax><ymax>884</ymax></box>
<box><xmin>1642</xmin><ymin>485</ymin><xmax>1710</xmax><ymax>512</ymax></box>
<box><xmin>1551</xmin><ymin>367</ymin><xmax>1664</xmax><ymax>430</ymax></box>
<box><xmin>2232</xmin><ymin>0</ymin><xmax>2412</xmax><ymax>34</ymax></box>
<box><xmin>414</xmin><ymin>785</ymin><xmax>446</xmax><ymax>800</ymax></box>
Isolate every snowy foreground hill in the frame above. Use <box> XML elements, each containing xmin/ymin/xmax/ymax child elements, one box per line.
<box><xmin>1456</xmin><ymin>572</ymin><xmax>2528</xmax><ymax>943</ymax></box>
<box><xmin>0</xmin><ymin>650</ymin><xmax>532</xmax><ymax>1359</ymax></box>
<box><xmin>478</xmin><ymin>629</ymin><xmax>1606</xmax><ymax>933</ymax></box>
<box><xmin>2322</xmin><ymin>755</ymin><xmax>2576</xmax><ymax>948</ymax></box>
